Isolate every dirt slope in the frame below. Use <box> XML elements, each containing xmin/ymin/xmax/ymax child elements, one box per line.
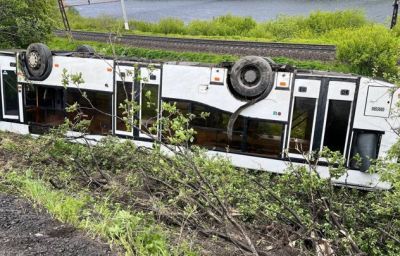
<box><xmin>0</xmin><ymin>194</ymin><xmax>115</xmax><ymax>256</ymax></box>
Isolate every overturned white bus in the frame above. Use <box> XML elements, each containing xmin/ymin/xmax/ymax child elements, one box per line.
<box><xmin>0</xmin><ymin>43</ymin><xmax>398</xmax><ymax>189</ymax></box>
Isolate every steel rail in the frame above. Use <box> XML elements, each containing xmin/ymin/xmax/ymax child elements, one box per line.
<box><xmin>54</xmin><ymin>30</ymin><xmax>337</xmax><ymax>61</ymax></box>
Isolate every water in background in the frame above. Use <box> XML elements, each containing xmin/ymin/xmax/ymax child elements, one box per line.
<box><xmin>65</xmin><ymin>0</ymin><xmax>393</xmax><ymax>23</ymax></box>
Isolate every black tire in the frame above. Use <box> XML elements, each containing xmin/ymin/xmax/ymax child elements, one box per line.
<box><xmin>24</xmin><ymin>43</ymin><xmax>53</xmax><ymax>81</ymax></box>
<box><xmin>76</xmin><ymin>45</ymin><xmax>95</xmax><ymax>54</ymax></box>
<box><xmin>229</xmin><ymin>56</ymin><xmax>274</xmax><ymax>98</ymax></box>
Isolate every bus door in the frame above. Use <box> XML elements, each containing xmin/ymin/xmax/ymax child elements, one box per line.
<box><xmin>136</xmin><ymin>66</ymin><xmax>161</xmax><ymax>140</ymax></box>
<box><xmin>114</xmin><ymin>65</ymin><xmax>135</xmax><ymax>136</ymax></box>
<box><xmin>287</xmin><ymin>78</ymin><xmax>321</xmax><ymax>158</ymax></box>
<box><xmin>317</xmin><ymin>80</ymin><xmax>356</xmax><ymax>159</ymax></box>
<box><xmin>1</xmin><ymin>66</ymin><xmax>23</xmax><ymax>122</ymax></box>
<box><xmin>288</xmin><ymin>77</ymin><xmax>356</xmax><ymax>160</ymax></box>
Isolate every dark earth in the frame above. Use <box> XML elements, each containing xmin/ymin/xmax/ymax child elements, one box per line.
<box><xmin>0</xmin><ymin>194</ymin><xmax>115</xmax><ymax>256</ymax></box>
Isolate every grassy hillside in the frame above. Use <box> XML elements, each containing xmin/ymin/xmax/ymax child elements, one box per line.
<box><xmin>0</xmin><ymin>123</ymin><xmax>400</xmax><ymax>255</ymax></box>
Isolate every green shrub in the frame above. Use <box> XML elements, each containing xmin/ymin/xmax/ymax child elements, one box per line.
<box><xmin>156</xmin><ymin>18</ymin><xmax>185</xmax><ymax>34</ymax></box>
<box><xmin>0</xmin><ymin>0</ymin><xmax>57</xmax><ymax>48</ymax></box>
<box><xmin>186</xmin><ymin>20</ymin><xmax>213</xmax><ymax>36</ymax></box>
<box><xmin>187</xmin><ymin>14</ymin><xmax>257</xmax><ymax>36</ymax></box>
<box><xmin>213</xmin><ymin>14</ymin><xmax>257</xmax><ymax>36</ymax></box>
<box><xmin>129</xmin><ymin>20</ymin><xmax>158</xmax><ymax>32</ymax></box>
<box><xmin>305</xmin><ymin>10</ymin><xmax>367</xmax><ymax>34</ymax></box>
<box><xmin>336</xmin><ymin>25</ymin><xmax>399</xmax><ymax>76</ymax></box>
<box><xmin>257</xmin><ymin>15</ymin><xmax>306</xmax><ymax>40</ymax></box>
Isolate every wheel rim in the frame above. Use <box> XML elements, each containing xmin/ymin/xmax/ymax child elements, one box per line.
<box><xmin>239</xmin><ymin>65</ymin><xmax>261</xmax><ymax>87</ymax></box>
<box><xmin>28</xmin><ymin>51</ymin><xmax>41</xmax><ymax>70</ymax></box>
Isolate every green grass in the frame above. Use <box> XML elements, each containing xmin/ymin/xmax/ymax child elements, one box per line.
<box><xmin>2</xmin><ymin>170</ymin><xmax>195</xmax><ymax>256</ymax></box>
<box><xmin>65</xmin><ymin>9</ymin><xmax>366</xmax><ymax>44</ymax></box>
<box><xmin>60</xmin><ymin>9</ymin><xmax>400</xmax><ymax>78</ymax></box>
<box><xmin>48</xmin><ymin>37</ymin><xmax>351</xmax><ymax>73</ymax></box>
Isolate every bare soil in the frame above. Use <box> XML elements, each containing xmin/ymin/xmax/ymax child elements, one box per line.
<box><xmin>0</xmin><ymin>193</ymin><xmax>115</xmax><ymax>256</ymax></box>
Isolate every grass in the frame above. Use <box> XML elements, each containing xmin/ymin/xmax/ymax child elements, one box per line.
<box><xmin>48</xmin><ymin>37</ymin><xmax>351</xmax><ymax>73</ymax></box>
<box><xmin>65</xmin><ymin>9</ymin><xmax>367</xmax><ymax>44</ymax></box>
<box><xmin>0</xmin><ymin>123</ymin><xmax>399</xmax><ymax>255</ymax></box>
<box><xmin>60</xmin><ymin>9</ymin><xmax>400</xmax><ymax>78</ymax></box>
<box><xmin>1</xmin><ymin>170</ymin><xmax>193</xmax><ymax>256</ymax></box>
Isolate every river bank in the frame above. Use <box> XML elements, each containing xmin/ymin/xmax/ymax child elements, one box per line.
<box><xmin>66</xmin><ymin>0</ymin><xmax>392</xmax><ymax>23</ymax></box>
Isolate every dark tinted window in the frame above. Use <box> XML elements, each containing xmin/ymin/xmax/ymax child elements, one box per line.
<box><xmin>349</xmin><ymin>130</ymin><xmax>381</xmax><ymax>172</ymax></box>
<box><xmin>25</xmin><ymin>85</ymin><xmax>65</xmax><ymax>126</ymax></box>
<box><xmin>2</xmin><ymin>70</ymin><xmax>18</xmax><ymax>116</ymax></box>
<box><xmin>164</xmin><ymin>100</ymin><xmax>283</xmax><ymax>158</ymax></box>
<box><xmin>289</xmin><ymin>97</ymin><xmax>316</xmax><ymax>153</ymax></box>
<box><xmin>66</xmin><ymin>89</ymin><xmax>112</xmax><ymax>135</ymax></box>
<box><xmin>246</xmin><ymin>119</ymin><xmax>283</xmax><ymax>158</ymax></box>
<box><xmin>191</xmin><ymin>103</ymin><xmax>243</xmax><ymax>152</ymax></box>
<box><xmin>323</xmin><ymin>100</ymin><xmax>351</xmax><ymax>153</ymax></box>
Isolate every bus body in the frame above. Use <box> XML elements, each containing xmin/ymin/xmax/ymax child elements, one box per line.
<box><xmin>0</xmin><ymin>47</ymin><xmax>398</xmax><ymax>189</ymax></box>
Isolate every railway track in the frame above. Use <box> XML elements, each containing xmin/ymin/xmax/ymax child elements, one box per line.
<box><xmin>55</xmin><ymin>30</ymin><xmax>337</xmax><ymax>61</ymax></box>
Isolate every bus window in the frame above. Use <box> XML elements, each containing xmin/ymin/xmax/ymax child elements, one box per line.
<box><xmin>66</xmin><ymin>89</ymin><xmax>112</xmax><ymax>135</ymax></box>
<box><xmin>2</xmin><ymin>70</ymin><xmax>18</xmax><ymax>117</ymax></box>
<box><xmin>289</xmin><ymin>97</ymin><xmax>316</xmax><ymax>154</ymax></box>
<box><xmin>191</xmin><ymin>103</ymin><xmax>243</xmax><ymax>152</ymax></box>
<box><xmin>163</xmin><ymin>100</ymin><xmax>283</xmax><ymax>158</ymax></box>
<box><xmin>25</xmin><ymin>85</ymin><xmax>65</xmax><ymax>126</ymax></box>
<box><xmin>246</xmin><ymin>119</ymin><xmax>283</xmax><ymax>158</ymax></box>
<box><xmin>349</xmin><ymin>130</ymin><xmax>381</xmax><ymax>172</ymax></box>
<box><xmin>323</xmin><ymin>100</ymin><xmax>352</xmax><ymax>153</ymax></box>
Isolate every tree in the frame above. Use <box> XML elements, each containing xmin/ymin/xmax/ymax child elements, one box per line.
<box><xmin>0</xmin><ymin>0</ymin><xmax>57</xmax><ymax>48</ymax></box>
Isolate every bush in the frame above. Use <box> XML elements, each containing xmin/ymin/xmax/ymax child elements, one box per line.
<box><xmin>0</xmin><ymin>0</ymin><xmax>57</xmax><ymax>48</ymax></box>
<box><xmin>156</xmin><ymin>18</ymin><xmax>185</xmax><ymax>34</ymax></box>
<box><xmin>186</xmin><ymin>14</ymin><xmax>257</xmax><ymax>36</ymax></box>
<box><xmin>129</xmin><ymin>20</ymin><xmax>158</xmax><ymax>33</ymax></box>
<box><xmin>213</xmin><ymin>14</ymin><xmax>257</xmax><ymax>36</ymax></box>
<box><xmin>336</xmin><ymin>25</ymin><xmax>399</xmax><ymax>76</ymax></box>
<box><xmin>305</xmin><ymin>10</ymin><xmax>367</xmax><ymax>34</ymax></box>
<box><xmin>257</xmin><ymin>15</ymin><xmax>306</xmax><ymax>40</ymax></box>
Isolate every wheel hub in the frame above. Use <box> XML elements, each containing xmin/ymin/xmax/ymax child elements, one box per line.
<box><xmin>244</xmin><ymin>69</ymin><xmax>257</xmax><ymax>84</ymax></box>
<box><xmin>28</xmin><ymin>51</ymin><xmax>40</xmax><ymax>69</ymax></box>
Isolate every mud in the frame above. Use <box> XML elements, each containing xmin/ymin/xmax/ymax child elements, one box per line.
<box><xmin>0</xmin><ymin>194</ymin><xmax>115</xmax><ymax>256</ymax></box>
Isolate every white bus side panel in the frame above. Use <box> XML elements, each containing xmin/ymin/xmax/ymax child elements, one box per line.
<box><xmin>18</xmin><ymin>56</ymin><xmax>114</xmax><ymax>92</ymax></box>
<box><xmin>0</xmin><ymin>121</ymin><xmax>29</xmax><ymax>134</ymax></box>
<box><xmin>161</xmin><ymin>64</ymin><xmax>292</xmax><ymax>122</ymax></box>
<box><xmin>0</xmin><ymin>55</ymin><xmax>15</xmax><ymax>70</ymax></box>
<box><xmin>353</xmin><ymin>78</ymin><xmax>399</xmax><ymax>157</ymax></box>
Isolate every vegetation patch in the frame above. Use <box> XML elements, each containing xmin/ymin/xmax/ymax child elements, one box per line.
<box><xmin>0</xmin><ymin>117</ymin><xmax>399</xmax><ymax>256</ymax></box>
<box><xmin>0</xmin><ymin>0</ymin><xmax>57</xmax><ymax>48</ymax></box>
<box><xmin>64</xmin><ymin>10</ymin><xmax>400</xmax><ymax>77</ymax></box>
<box><xmin>48</xmin><ymin>37</ymin><xmax>351</xmax><ymax>73</ymax></box>
<box><xmin>1</xmin><ymin>156</ymin><xmax>195</xmax><ymax>256</ymax></box>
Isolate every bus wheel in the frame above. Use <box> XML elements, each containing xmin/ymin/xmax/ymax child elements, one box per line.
<box><xmin>229</xmin><ymin>56</ymin><xmax>274</xmax><ymax>99</ymax></box>
<box><xmin>23</xmin><ymin>43</ymin><xmax>53</xmax><ymax>81</ymax></box>
<box><xmin>76</xmin><ymin>45</ymin><xmax>95</xmax><ymax>54</ymax></box>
